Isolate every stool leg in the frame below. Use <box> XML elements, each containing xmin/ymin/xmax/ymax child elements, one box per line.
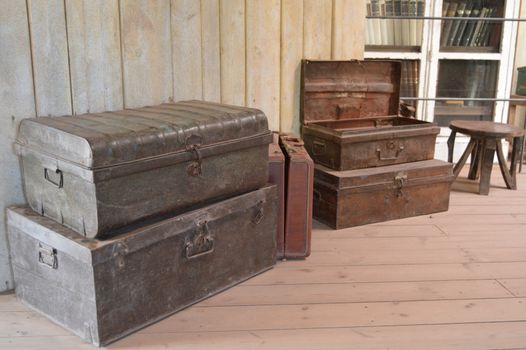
<box><xmin>479</xmin><ymin>138</ymin><xmax>496</xmax><ymax>195</ymax></box>
<box><xmin>520</xmin><ymin>135</ymin><xmax>525</xmax><ymax>173</ymax></box>
<box><xmin>453</xmin><ymin>138</ymin><xmax>477</xmax><ymax>179</ymax></box>
<box><xmin>447</xmin><ymin>131</ymin><xmax>457</xmax><ymax>163</ymax></box>
<box><xmin>468</xmin><ymin>140</ymin><xmax>481</xmax><ymax>180</ymax></box>
<box><xmin>511</xmin><ymin>136</ymin><xmax>522</xmax><ymax>182</ymax></box>
<box><xmin>496</xmin><ymin>138</ymin><xmax>516</xmax><ymax>190</ymax></box>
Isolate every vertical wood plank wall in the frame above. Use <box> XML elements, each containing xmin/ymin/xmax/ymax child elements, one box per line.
<box><xmin>0</xmin><ymin>0</ymin><xmax>364</xmax><ymax>291</ymax></box>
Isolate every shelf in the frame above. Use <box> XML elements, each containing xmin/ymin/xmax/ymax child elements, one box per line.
<box><xmin>437</xmin><ymin>51</ymin><xmax>502</xmax><ymax>60</ymax></box>
<box><xmin>365</xmin><ymin>0</ymin><xmax>519</xmax><ymax>127</ymax></box>
<box><xmin>364</xmin><ymin>51</ymin><xmax>423</xmax><ymax>60</ymax></box>
<box><xmin>434</xmin><ymin>104</ymin><xmax>493</xmax><ymax>116</ymax></box>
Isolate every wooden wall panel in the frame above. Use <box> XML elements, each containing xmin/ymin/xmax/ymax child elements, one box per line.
<box><xmin>27</xmin><ymin>0</ymin><xmax>72</xmax><ymax>116</ymax></box>
<box><xmin>120</xmin><ymin>0</ymin><xmax>173</xmax><ymax>108</ymax></box>
<box><xmin>66</xmin><ymin>0</ymin><xmax>123</xmax><ymax>114</ymax></box>
<box><xmin>246</xmin><ymin>0</ymin><xmax>281</xmax><ymax>130</ymax></box>
<box><xmin>303</xmin><ymin>0</ymin><xmax>333</xmax><ymax>60</ymax></box>
<box><xmin>172</xmin><ymin>0</ymin><xmax>203</xmax><ymax>101</ymax></box>
<box><xmin>0</xmin><ymin>0</ymin><xmax>365</xmax><ymax>289</ymax></box>
<box><xmin>0</xmin><ymin>0</ymin><xmax>36</xmax><ymax>291</ymax></box>
<box><xmin>280</xmin><ymin>0</ymin><xmax>304</xmax><ymax>134</ymax></box>
<box><xmin>219</xmin><ymin>0</ymin><xmax>245</xmax><ymax>106</ymax></box>
<box><xmin>332</xmin><ymin>0</ymin><xmax>365</xmax><ymax>60</ymax></box>
<box><xmin>201</xmin><ymin>0</ymin><xmax>221</xmax><ymax>102</ymax></box>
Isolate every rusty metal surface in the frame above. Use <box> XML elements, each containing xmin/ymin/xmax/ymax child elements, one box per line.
<box><xmin>313</xmin><ymin>160</ymin><xmax>453</xmax><ymax>229</ymax></box>
<box><xmin>268</xmin><ymin>133</ymin><xmax>285</xmax><ymax>259</ymax></box>
<box><xmin>7</xmin><ymin>185</ymin><xmax>277</xmax><ymax>347</ymax></box>
<box><xmin>279</xmin><ymin>134</ymin><xmax>313</xmax><ymax>259</ymax></box>
<box><xmin>300</xmin><ymin>60</ymin><xmax>439</xmax><ymax>170</ymax></box>
<box><xmin>15</xmin><ymin>100</ymin><xmax>272</xmax><ymax>238</ymax></box>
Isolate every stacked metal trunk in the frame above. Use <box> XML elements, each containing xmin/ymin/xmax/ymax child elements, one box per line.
<box><xmin>8</xmin><ymin>100</ymin><xmax>278</xmax><ymax>346</ymax></box>
<box><xmin>300</xmin><ymin>60</ymin><xmax>454</xmax><ymax>229</ymax></box>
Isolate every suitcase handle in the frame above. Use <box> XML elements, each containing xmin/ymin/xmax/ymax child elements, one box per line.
<box><xmin>44</xmin><ymin>168</ymin><xmax>64</xmax><ymax>188</ymax></box>
<box><xmin>376</xmin><ymin>143</ymin><xmax>404</xmax><ymax>161</ymax></box>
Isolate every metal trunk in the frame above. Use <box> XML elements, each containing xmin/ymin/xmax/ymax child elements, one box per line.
<box><xmin>300</xmin><ymin>60</ymin><xmax>440</xmax><ymax>171</ymax></box>
<box><xmin>313</xmin><ymin>160</ymin><xmax>453</xmax><ymax>229</ymax></box>
<box><xmin>15</xmin><ymin>101</ymin><xmax>272</xmax><ymax>238</ymax></box>
<box><xmin>7</xmin><ymin>185</ymin><xmax>277</xmax><ymax>347</ymax></box>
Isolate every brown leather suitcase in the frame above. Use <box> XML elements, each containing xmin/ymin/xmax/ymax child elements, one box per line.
<box><xmin>280</xmin><ymin>134</ymin><xmax>314</xmax><ymax>258</ymax></box>
<box><xmin>313</xmin><ymin>160</ymin><xmax>453</xmax><ymax>229</ymax></box>
<box><xmin>268</xmin><ymin>133</ymin><xmax>285</xmax><ymax>259</ymax></box>
<box><xmin>300</xmin><ymin>60</ymin><xmax>440</xmax><ymax>171</ymax></box>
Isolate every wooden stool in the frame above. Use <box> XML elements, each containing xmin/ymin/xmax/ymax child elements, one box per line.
<box><xmin>448</xmin><ymin>120</ymin><xmax>524</xmax><ymax>195</ymax></box>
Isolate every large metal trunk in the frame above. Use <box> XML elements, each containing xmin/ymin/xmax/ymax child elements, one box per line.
<box><xmin>268</xmin><ymin>133</ymin><xmax>285</xmax><ymax>259</ymax></box>
<box><xmin>300</xmin><ymin>60</ymin><xmax>440</xmax><ymax>171</ymax></box>
<box><xmin>280</xmin><ymin>134</ymin><xmax>314</xmax><ymax>259</ymax></box>
<box><xmin>313</xmin><ymin>160</ymin><xmax>453</xmax><ymax>229</ymax></box>
<box><xmin>15</xmin><ymin>100</ymin><xmax>272</xmax><ymax>238</ymax></box>
<box><xmin>7</xmin><ymin>185</ymin><xmax>277</xmax><ymax>347</ymax></box>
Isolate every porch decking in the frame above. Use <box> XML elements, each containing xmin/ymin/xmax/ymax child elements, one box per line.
<box><xmin>2</xmin><ymin>167</ymin><xmax>526</xmax><ymax>350</ymax></box>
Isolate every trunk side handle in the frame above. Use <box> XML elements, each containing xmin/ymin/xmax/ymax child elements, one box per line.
<box><xmin>185</xmin><ymin>221</ymin><xmax>214</xmax><ymax>260</ymax></box>
<box><xmin>44</xmin><ymin>168</ymin><xmax>64</xmax><ymax>188</ymax></box>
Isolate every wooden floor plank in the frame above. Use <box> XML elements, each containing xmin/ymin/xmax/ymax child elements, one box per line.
<box><xmin>498</xmin><ymin>279</ymin><xmax>526</xmax><ymax>297</ymax></box>
<box><xmin>246</xmin><ymin>262</ymin><xmax>526</xmax><ymax>286</ymax></box>
<box><xmin>3</xmin><ymin>322</ymin><xmax>526</xmax><ymax>350</ymax></box>
<box><xmin>139</xmin><ymin>298</ymin><xmax>526</xmax><ymax>333</ymax></box>
<box><xmin>198</xmin><ymin>280</ymin><xmax>512</xmax><ymax>307</ymax></box>
<box><xmin>311</xmin><ymin>235</ymin><xmax>526</xmax><ymax>251</ymax></box>
<box><xmin>312</xmin><ymin>222</ymin><xmax>445</xmax><ymax>238</ymax></box>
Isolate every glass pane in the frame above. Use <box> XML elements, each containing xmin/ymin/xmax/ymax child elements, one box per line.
<box><xmin>400</xmin><ymin>60</ymin><xmax>420</xmax><ymax>116</ymax></box>
<box><xmin>365</xmin><ymin>0</ymin><xmax>425</xmax><ymax>51</ymax></box>
<box><xmin>440</xmin><ymin>0</ymin><xmax>504</xmax><ymax>53</ymax></box>
<box><xmin>434</xmin><ymin>60</ymin><xmax>498</xmax><ymax>126</ymax></box>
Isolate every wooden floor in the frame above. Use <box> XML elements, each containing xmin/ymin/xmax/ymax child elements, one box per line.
<box><xmin>2</xmin><ymin>166</ymin><xmax>526</xmax><ymax>349</ymax></box>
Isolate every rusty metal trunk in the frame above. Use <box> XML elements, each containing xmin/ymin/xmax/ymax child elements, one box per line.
<box><xmin>7</xmin><ymin>185</ymin><xmax>277</xmax><ymax>347</ymax></box>
<box><xmin>15</xmin><ymin>100</ymin><xmax>272</xmax><ymax>238</ymax></box>
<box><xmin>300</xmin><ymin>60</ymin><xmax>439</xmax><ymax>171</ymax></box>
<box><xmin>313</xmin><ymin>160</ymin><xmax>453</xmax><ymax>229</ymax></box>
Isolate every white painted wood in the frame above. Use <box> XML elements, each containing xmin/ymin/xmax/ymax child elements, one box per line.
<box><xmin>364</xmin><ymin>51</ymin><xmax>422</xmax><ymax>60</ymax></box>
<box><xmin>65</xmin><ymin>0</ymin><xmax>123</xmax><ymax>114</ymax></box>
<box><xmin>495</xmin><ymin>0</ymin><xmax>521</xmax><ymax>124</ymax></box>
<box><xmin>172</xmin><ymin>0</ymin><xmax>203</xmax><ymax>101</ymax></box>
<box><xmin>437</xmin><ymin>52</ymin><xmax>502</xmax><ymax>60</ymax></box>
<box><xmin>120</xmin><ymin>0</ymin><xmax>173</xmax><ymax>108</ymax></box>
<box><xmin>201</xmin><ymin>0</ymin><xmax>221</xmax><ymax>102</ymax></box>
<box><xmin>27</xmin><ymin>0</ymin><xmax>72</xmax><ymax>116</ymax></box>
<box><xmin>219</xmin><ymin>0</ymin><xmax>245</xmax><ymax>106</ymax></box>
<box><xmin>303</xmin><ymin>0</ymin><xmax>332</xmax><ymax>59</ymax></box>
<box><xmin>0</xmin><ymin>0</ymin><xmax>36</xmax><ymax>291</ymax></box>
<box><xmin>332</xmin><ymin>0</ymin><xmax>365</xmax><ymax>60</ymax></box>
<box><xmin>280</xmin><ymin>0</ymin><xmax>303</xmax><ymax>134</ymax></box>
<box><xmin>246</xmin><ymin>0</ymin><xmax>280</xmax><ymax>131</ymax></box>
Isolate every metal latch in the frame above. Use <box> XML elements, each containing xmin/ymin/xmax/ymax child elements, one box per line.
<box><xmin>185</xmin><ymin>134</ymin><xmax>203</xmax><ymax>177</ymax></box>
<box><xmin>38</xmin><ymin>243</ymin><xmax>58</xmax><ymax>269</ymax></box>
<box><xmin>394</xmin><ymin>173</ymin><xmax>408</xmax><ymax>198</ymax></box>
